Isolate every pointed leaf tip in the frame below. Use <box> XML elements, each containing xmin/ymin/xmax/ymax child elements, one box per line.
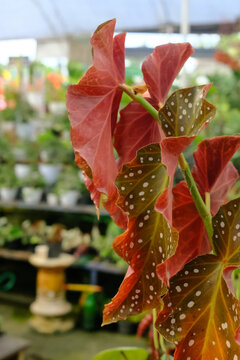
<box><xmin>142</xmin><ymin>42</ymin><xmax>194</xmax><ymax>104</ymax></box>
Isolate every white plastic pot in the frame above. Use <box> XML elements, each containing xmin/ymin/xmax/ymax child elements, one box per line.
<box><xmin>16</xmin><ymin>123</ymin><xmax>34</xmax><ymax>140</ymax></box>
<box><xmin>14</xmin><ymin>164</ymin><xmax>31</xmax><ymax>179</ymax></box>
<box><xmin>38</xmin><ymin>164</ymin><xmax>62</xmax><ymax>185</ymax></box>
<box><xmin>46</xmin><ymin>193</ymin><xmax>58</xmax><ymax>206</ymax></box>
<box><xmin>48</xmin><ymin>101</ymin><xmax>66</xmax><ymax>116</ymax></box>
<box><xmin>22</xmin><ymin>187</ymin><xmax>43</xmax><ymax>204</ymax></box>
<box><xmin>59</xmin><ymin>190</ymin><xmax>79</xmax><ymax>207</ymax></box>
<box><xmin>1</xmin><ymin>121</ymin><xmax>15</xmax><ymax>134</ymax></box>
<box><xmin>0</xmin><ymin>188</ymin><xmax>18</xmax><ymax>202</ymax></box>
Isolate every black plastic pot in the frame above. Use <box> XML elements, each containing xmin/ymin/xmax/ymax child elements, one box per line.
<box><xmin>48</xmin><ymin>242</ymin><xmax>62</xmax><ymax>258</ymax></box>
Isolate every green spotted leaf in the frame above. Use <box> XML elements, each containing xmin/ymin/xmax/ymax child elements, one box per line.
<box><xmin>156</xmin><ymin>198</ymin><xmax>240</xmax><ymax>360</ymax></box>
<box><xmin>103</xmin><ymin>144</ymin><xmax>178</xmax><ymax>325</ymax></box>
<box><xmin>159</xmin><ymin>85</ymin><xmax>216</xmax><ymax>137</ymax></box>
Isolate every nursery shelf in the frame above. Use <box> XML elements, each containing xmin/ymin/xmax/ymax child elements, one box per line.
<box><xmin>0</xmin><ymin>248</ymin><xmax>31</xmax><ymax>261</ymax></box>
<box><xmin>74</xmin><ymin>259</ymin><xmax>125</xmax><ymax>275</ymax></box>
<box><xmin>0</xmin><ymin>249</ymin><xmax>124</xmax><ymax>275</ymax></box>
<box><xmin>0</xmin><ymin>200</ymin><xmax>108</xmax><ymax>216</ymax></box>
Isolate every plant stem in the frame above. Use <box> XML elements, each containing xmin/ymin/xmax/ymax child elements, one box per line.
<box><xmin>119</xmin><ymin>84</ymin><xmax>160</xmax><ymax>122</ymax></box>
<box><xmin>205</xmin><ymin>192</ymin><xmax>211</xmax><ymax>213</ymax></box>
<box><xmin>152</xmin><ymin>308</ymin><xmax>160</xmax><ymax>351</ymax></box>
<box><xmin>120</xmin><ymin>84</ymin><xmax>214</xmax><ymax>246</ymax></box>
<box><xmin>204</xmin><ymin>191</ymin><xmax>216</xmax><ymax>254</ymax></box>
<box><xmin>178</xmin><ymin>154</ymin><xmax>213</xmax><ymax>248</ymax></box>
<box><xmin>160</xmin><ymin>334</ymin><xmax>166</xmax><ymax>354</ymax></box>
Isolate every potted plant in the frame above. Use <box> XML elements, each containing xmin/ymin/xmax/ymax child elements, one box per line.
<box><xmin>14</xmin><ymin>140</ymin><xmax>39</xmax><ymax>179</ymax></box>
<box><xmin>46</xmin><ymin>224</ymin><xmax>65</xmax><ymax>258</ymax></box>
<box><xmin>50</xmin><ymin>166</ymin><xmax>83</xmax><ymax>206</ymax></box>
<box><xmin>0</xmin><ymin>217</ymin><xmax>23</xmax><ymax>250</ymax></box>
<box><xmin>0</xmin><ymin>164</ymin><xmax>19</xmax><ymax>202</ymax></box>
<box><xmin>21</xmin><ymin>219</ymin><xmax>46</xmax><ymax>251</ymax></box>
<box><xmin>19</xmin><ymin>167</ymin><xmax>45</xmax><ymax>204</ymax></box>
<box><xmin>46</xmin><ymin>72</ymin><xmax>66</xmax><ymax>116</ymax></box>
<box><xmin>38</xmin><ymin>130</ymin><xmax>72</xmax><ymax>184</ymax></box>
<box><xmin>0</xmin><ymin>87</ymin><xmax>36</xmax><ymax>139</ymax></box>
<box><xmin>0</xmin><ymin>136</ymin><xmax>14</xmax><ymax>164</ymax></box>
<box><xmin>66</xmin><ymin>20</ymin><xmax>240</xmax><ymax>359</ymax></box>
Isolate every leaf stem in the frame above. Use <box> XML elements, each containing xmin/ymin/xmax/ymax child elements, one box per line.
<box><xmin>152</xmin><ymin>308</ymin><xmax>160</xmax><ymax>351</ymax></box>
<box><xmin>120</xmin><ymin>84</ymin><xmax>214</xmax><ymax>248</ymax></box>
<box><xmin>205</xmin><ymin>192</ymin><xmax>211</xmax><ymax>213</ymax></box>
<box><xmin>179</xmin><ymin>154</ymin><xmax>213</xmax><ymax>249</ymax></box>
<box><xmin>204</xmin><ymin>192</ymin><xmax>216</xmax><ymax>254</ymax></box>
<box><xmin>119</xmin><ymin>84</ymin><xmax>160</xmax><ymax>122</ymax></box>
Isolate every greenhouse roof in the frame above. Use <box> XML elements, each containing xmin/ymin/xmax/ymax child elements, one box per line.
<box><xmin>0</xmin><ymin>0</ymin><xmax>240</xmax><ymax>40</ymax></box>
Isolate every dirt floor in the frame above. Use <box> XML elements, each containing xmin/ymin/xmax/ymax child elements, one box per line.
<box><xmin>0</xmin><ymin>302</ymin><xmax>148</xmax><ymax>360</ymax></box>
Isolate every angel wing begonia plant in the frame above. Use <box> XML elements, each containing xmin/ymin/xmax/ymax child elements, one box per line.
<box><xmin>66</xmin><ymin>19</ymin><xmax>240</xmax><ymax>360</ymax></box>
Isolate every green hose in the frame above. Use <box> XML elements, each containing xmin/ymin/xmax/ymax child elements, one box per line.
<box><xmin>0</xmin><ymin>272</ymin><xmax>16</xmax><ymax>291</ymax></box>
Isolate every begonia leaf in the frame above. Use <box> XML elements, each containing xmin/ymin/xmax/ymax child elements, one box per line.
<box><xmin>156</xmin><ymin>85</ymin><xmax>216</xmax><ymax>222</ymax></box>
<box><xmin>91</xmin><ymin>19</ymin><xmax>125</xmax><ymax>83</ymax></box>
<box><xmin>114</xmin><ymin>43</ymin><xmax>194</xmax><ymax>168</ymax></box>
<box><xmin>66</xmin><ymin>20</ymin><xmax>127</xmax><ymax>228</ymax></box>
<box><xmin>103</xmin><ymin>144</ymin><xmax>178</xmax><ymax>325</ymax></box>
<box><xmin>114</xmin><ymin>100</ymin><xmax>162</xmax><ymax>168</ymax></box>
<box><xmin>159</xmin><ymin>85</ymin><xmax>215</xmax><ymax>138</ymax></box>
<box><xmin>156</xmin><ymin>198</ymin><xmax>240</xmax><ymax>360</ymax></box>
<box><xmin>157</xmin><ymin>136</ymin><xmax>240</xmax><ymax>284</ymax></box>
<box><xmin>193</xmin><ymin>136</ymin><xmax>240</xmax><ymax>192</ymax></box>
<box><xmin>142</xmin><ymin>43</ymin><xmax>194</xmax><ymax>105</ymax></box>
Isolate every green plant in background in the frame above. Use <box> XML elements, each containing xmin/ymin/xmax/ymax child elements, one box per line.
<box><xmin>47</xmin><ymin>111</ymin><xmax>71</xmax><ymax>133</ymax></box>
<box><xmin>67</xmin><ymin>60</ymin><xmax>85</xmax><ymax>84</ymax></box>
<box><xmin>0</xmin><ymin>136</ymin><xmax>14</xmax><ymax>164</ymax></box>
<box><xmin>91</xmin><ymin>222</ymin><xmax>127</xmax><ymax>271</ymax></box>
<box><xmin>0</xmin><ymin>217</ymin><xmax>23</xmax><ymax>247</ymax></box>
<box><xmin>18</xmin><ymin>167</ymin><xmax>45</xmax><ymax>188</ymax></box>
<box><xmin>0</xmin><ymin>87</ymin><xmax>36</xmax><ymax>123</ymax></box>
<box><xmin>52</xmin><ymin>165</ymin><xmax>84</xmax><ymax>195</ymax></box>
<box><xmin>0</xmin><ymin>164</ymin><xmax>19</xmax><ymax>188</ymax></box>
<box><xmin>13</xmin><ymin>139</ymin><xmax>39</xmax><ymax>164</ymax></box>
<box><xmin>38</xmin><ymin>130</ymin><xmax>72</xmax><ymax>164</ymax></box>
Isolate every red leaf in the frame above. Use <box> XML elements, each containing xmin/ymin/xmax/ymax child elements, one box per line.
<box><xmin>66</xmin><ymin>20</ymin><xmax>127</xmax><ymax>227</ymax></box>
<box><xmin>137</xmin><ymin>313</ymin><xmax>153</xmax><ymax>337</ymax></box>
<box><xmin>102</xmin><ymin>144</ymin><xmax>178</xmax><ymax>325</ymax></box>
<box><xmin>91</xmin><ymin>19</ymin><xmax>125</xmax><ymax>83</ymax></box>
<box><xmin>142</xmin><ymin>43</ymin><xmax>194</xmax><ymax>104</ymax></box>
<box><xmin>156</xmin><ymin>136</ymin><xmax>194</xmax><ymax>222</ymax></box>
<box><xmin>157</xmin><ymin>136</ymin><xmax>240</xmax><ymax>284</ymax></box>
<box><xmin>83</xmin><ymin>172</ymin><xmax>127</xmax><ymax>228</ymax></box>
<box><xmin>192</xmin><ymin>135</ymin><xmax>240</xmax><ymax>196</ymax></box>
<box><xmin>156</xmin><ymin>198</ymin><xmax>240</xmax><ymax>360</ymax></box>
<box><xmin>114</xmin><ymin>43</ymin><xmax>194</xmax><ymax>168</ymax></box>
<box><xmin>114</xmin><ymin>99</ymin><xmax>162</xmax><ymax>168</ymax></box>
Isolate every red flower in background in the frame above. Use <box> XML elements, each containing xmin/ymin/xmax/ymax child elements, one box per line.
<box><xmin>47</xmin><ymin>72</ymin><xmax>64</xmax><ymax>89</ymax></box>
